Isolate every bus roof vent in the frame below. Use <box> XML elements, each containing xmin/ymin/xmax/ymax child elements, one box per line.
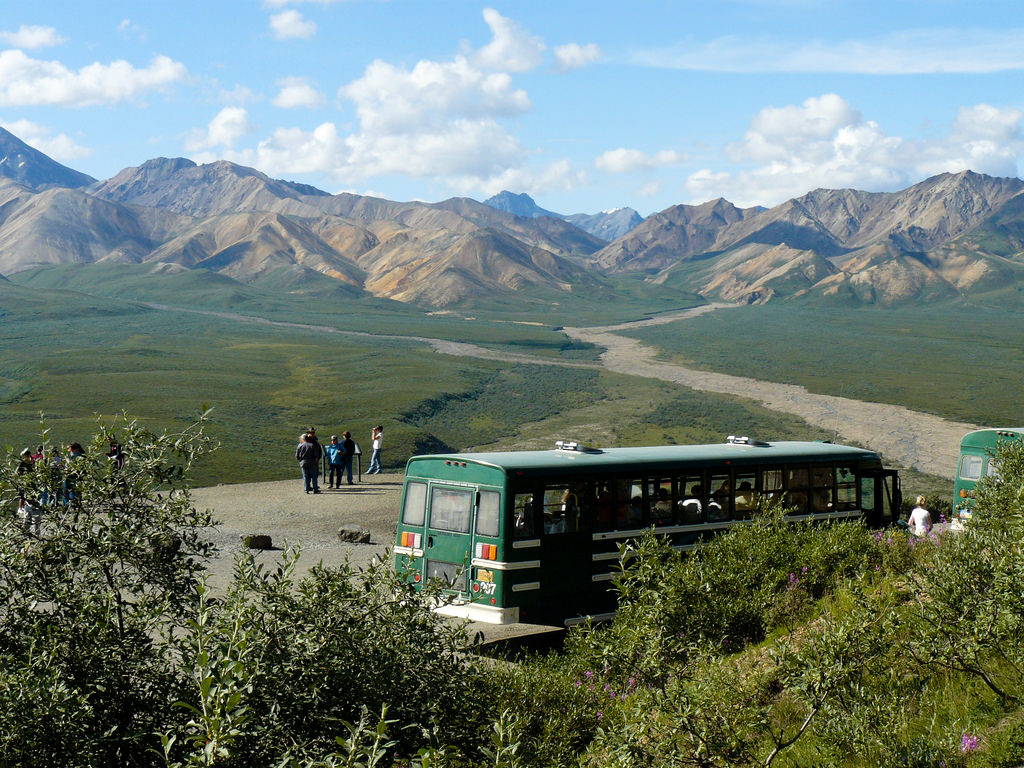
<box><xmin>726</xmin><ymin>435</ymin><xmax>770</xmax><ymax>447</ymax></box>
<box><xmin>555</xmin><ymin>440</ymin><xmax>602</xmax><ymax>453</ymax></box>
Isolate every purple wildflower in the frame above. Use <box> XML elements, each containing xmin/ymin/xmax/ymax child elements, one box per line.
<box><xmin>585</xmin><ymin>670</ymin><xmax>593</xmax><ymax>680</ymax></box>
<box><xmin>961</xmin><ymin>733</ymin><xmax>979</xmax><ymax>753</ymax></box>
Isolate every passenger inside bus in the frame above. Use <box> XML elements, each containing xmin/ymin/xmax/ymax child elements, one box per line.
<box><xmin>813</xmin><ymin>488</ymin><xmax>833</xmax><ymax>512</ymax></box>
<box><xmin>680</xmin><ymin>482</ymin><xmax>703</xmax><ymax>523</ymax></box>
<box><xmin>652</xmin><ymin>486</ymin><xmax>673</xmax><ymax>525</ymax></box>
<box><xmin>708</xmin><ymin>478</ymin><xmax>731</xmax><ymax>521</ymax></box>
<box><xmin>734</xmin><ymin>480</ymin><xmax>754</xmax><ymax>517</ymax></box>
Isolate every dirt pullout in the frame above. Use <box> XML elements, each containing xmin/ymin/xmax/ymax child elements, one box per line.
<box><xmin>564</xmin><ymin>306</ymin><xmax>978</xmax><ymax>479</ymax></box>
<box><xmin>191</xmin><ymin>474</ymin><xmax>403</xmax><ymax>588</ymax></box>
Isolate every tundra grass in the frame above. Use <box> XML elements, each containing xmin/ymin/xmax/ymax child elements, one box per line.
<box><xmin>621</xmin><ymin>302</ymin><xmax>1024</xmax><ymax>427</ymax></box>
<box><xmin>0</xmin><ymin>283</ymin><xmax>856</xmax><ymax>488</ymax></box>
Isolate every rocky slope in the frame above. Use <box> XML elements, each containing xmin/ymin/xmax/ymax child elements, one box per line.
<box><xmin>600</xmin><ymin>171</ymin><xmax>1024</xmax><ymax>305</ymax></box>
<box><xmin>0</xmin><ymin>127</ymin><xmax>96</xmax><ymax>190</ymax></box>
<box><xmin>2</xmin><ymin>125</ymin><xmax>1024</xmax><ymax>309</ymax></box>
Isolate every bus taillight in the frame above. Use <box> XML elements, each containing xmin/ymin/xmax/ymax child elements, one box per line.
<box><xmin>475</xmin><ymin>542</ymin><xmax>497</xmax><ymax>560</ymax></box>
<box><xmin>401</xmin><ymin>531</ymin><xmax>422</xmax><ymax>548</ymax></box>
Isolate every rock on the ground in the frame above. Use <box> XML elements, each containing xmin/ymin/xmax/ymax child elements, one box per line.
<box><xmin>337</xmin><ymin>525</ymin><xmax>371</xmax><ymax>544</ymax></box>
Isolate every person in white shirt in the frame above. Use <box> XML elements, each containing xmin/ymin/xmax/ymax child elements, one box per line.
<box><xmin>367</xmin><ymin>425</ymin><xmax>384</xmax><ymax>474</ymax></box>
<box><xmin>907</xmin><ymin>495</ymin><xmax>933</xmax><ymax>536</ymax></box>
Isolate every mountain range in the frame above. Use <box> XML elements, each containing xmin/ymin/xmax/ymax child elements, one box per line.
<box><xmin>2</xmin><ymin>125</ymin><xmax>1024</xmax><ymax>309</ymax></box>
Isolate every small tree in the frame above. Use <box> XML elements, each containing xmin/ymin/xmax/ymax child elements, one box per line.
<box><xmin>906</xmin><ymin>438</ymin><xmax>1024</xmax><ymax>704</ymax></box>
<box><xmin>0</xmin><ymin>412</ymin><xmax>217</xmax><ymax>767</ymax></box>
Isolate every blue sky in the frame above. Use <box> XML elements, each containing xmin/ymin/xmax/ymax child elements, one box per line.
<box><xmin>2</xmin><ymin>1</ymin><xmax>1023</xmax><ymax>216</ymax></box>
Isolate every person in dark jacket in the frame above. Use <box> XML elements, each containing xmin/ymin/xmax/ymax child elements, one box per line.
<box><xmin>296</xmin><ymin>433</ymin><xmax>322</xmax><ymax>494</ymax></box>
<box><xmin>340</xmin><ymin>431</ymin><xmax>356</xmax><ymax>484</ymax></box>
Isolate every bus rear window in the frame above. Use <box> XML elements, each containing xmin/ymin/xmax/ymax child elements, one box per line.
<box><xmin>960</xmin><ymin>455</ymin><xmax>983</xmax><ymax>481</ymax></box>
<box><xmin>429</xmin><ymin>486</ymin><xmax>473</xmax><ymax>533</ymax></box>
<box><xmin>476</xmin><ymin>490</ymin><xmax>500</xmax><ymax>537</ymax></box>
<box><xmin>402</xmin><ymin>481</ymin><xmax>427</xmax><ymax>526</ymax></box>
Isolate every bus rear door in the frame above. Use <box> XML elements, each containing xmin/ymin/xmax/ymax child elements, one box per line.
<box><xmin>423</xmin><ymin>482</ymin><xmax>477</xmax><ymax>599</ymax></box>
<box><xmin>537</xmin><ymin>480</ymin><xmax>602</xmax><ymax>624</ymax></box>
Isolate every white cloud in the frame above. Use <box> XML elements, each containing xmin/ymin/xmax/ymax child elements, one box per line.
<box><xmin>0</xmin><ymin>25</ymin><xmax>65</xmax><ymax>50</ymax></box>
<box><xmin>633</xmin><ymin>28</ymin><xmax>1024</xmax><ymax>74</ymax></box>
<box><xmin>553</xmin><ymin>42</ymin><xmax>602</xmax><ymax>72</ymax></box>
<box><xmin>0</xmin><ymin>50</ymin><xmax>187</xmax><ymax>107</ymax></box>
<box><xmin>595</xmin><ymin>148</ymin><xmax>687</xmax><ymax>173</ymax></box>
<box><xmin>208</xmin><ymin>9</ymin><xmax>582</xmax><ymax>201</ymax></box>
<box><xmin>117</xmin><ymin>19</ymin><xmax>146</xmax><ymax>42</ymax></box>
<box><xmin>0</xmin><ymin>118</ymin><xmax>91</xmax><ymax>160</ymax></box>
<box><xmin>340</xmin><ymin>56</ymin><xmax>530</xmax><ymax>134</ymax></box>
<box><xmin>639</xmin><ymin>181</ymin><xmax>664</xmax><ymax>198</ymax></box>
<box><xmin>271</xmin><ymin>77</ymin><xmax>325</xmax><ymax>108</ymax></box>
<box><xmin>684</xmin><ymin>94</ymin><xmax>1024</xmax><ymax>207</ymax></box>
<box><xmin>186</xmin><ymin>107</ymin><xmax>255</xmax><ymax>151</ymax></box>
<box><xmin>269</xmin><ymin>10</ymin><xmax>317</xmax><ymax>40</ymax></box>
<box><xmin>220</xmin><ymin>84</ymin><xmax>260</xmax><ymax>105</ymax></box>
<box><xmin>472</xmin><ymin>8</ymin><xmax>544</xmax><ymax>72</ymax></box>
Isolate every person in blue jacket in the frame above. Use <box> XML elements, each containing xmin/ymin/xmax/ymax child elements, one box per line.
<box><xmin>326</xmin><ymin>435</ymin><xmax>346</xmax><ymax>488</ymax></box>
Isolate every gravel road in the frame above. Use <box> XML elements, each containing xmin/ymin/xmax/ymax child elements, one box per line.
<box><xmin>191</xmin><ymin>473</ymin><xmax>403</xmax><ymax>588</ymax></box>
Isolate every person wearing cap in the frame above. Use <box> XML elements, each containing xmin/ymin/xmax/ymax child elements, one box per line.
<box><xmin>325</xmin><ymin>434</ymin><xmax>346</xmax><ymax>488</ymax></box>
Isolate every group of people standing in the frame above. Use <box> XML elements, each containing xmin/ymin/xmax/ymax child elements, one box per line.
<box><xmin>295</xmin><ymin>425</ymin><xmax>384</xmax><ymax>494</ymax></box>
<box><xmin>14</xmin><ymin>439</ymin><xmax>112</xmax><ymax>535</ymax></box>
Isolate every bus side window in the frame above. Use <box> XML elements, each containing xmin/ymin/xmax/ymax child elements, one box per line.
<box><xmin>785</xmin><ymin>467</ymin><xmax>809</xmax><ymax>514</ymax></box>
<box><xmin>734</xmin><ymin>472</ymin><xmax>756</xmax><ymax>519</ymax></box>
<box><xmin>615</xmin><ymin>478</ymin><xmax>645</xmax><ymax>529</ymax></box>
<box><xmin>708</xmin><ymin>474</ymin><xmax>731</xmax><ymax>521</ymax></box>
<box><xmin>811</xmin><ymin>466</ymin><xmax>833</xmax><ymax>512</ymax></box>
<box><xmin>835</xmin><ymin>466</ymin><xmax>857</xmax><ymax>510</ymax></box>
<box><xmin>542</xmin><ymin>483</ymin><xmax>572</xmax><ymax>534</ymax></box>
<box><xmin>572</xmin><ymin>481</ymin><xmax>595</xmax><ymax>533</ymax></box>
<box><xmin>679</xmin><ymin>476</ymin><xmax>703</xmax><ymax>523</ymax></box>
<box><xmin>513</xmin><ymin>493</ymin><xmax>535</xmax><ymax>538</ymax></box>
<box><xmin>648</xmin><ymin>477</ymin><xmax>674</xmax><ymax>526</ymax></box>
<box><xmin>761</xmin><ymin>469</ymin><xmax>783</xmax><ymax>506</ymax></box>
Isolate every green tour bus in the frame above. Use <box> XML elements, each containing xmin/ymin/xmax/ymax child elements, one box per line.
<box><xmin>954</xmin><ymin>428</ymin><xmax>1024</xmax><ymax>520</ymax></box>
<box><xmin>393</xmin><ymin>436</ymin><xmax>902</xmax><ymax>625</ymax></box>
